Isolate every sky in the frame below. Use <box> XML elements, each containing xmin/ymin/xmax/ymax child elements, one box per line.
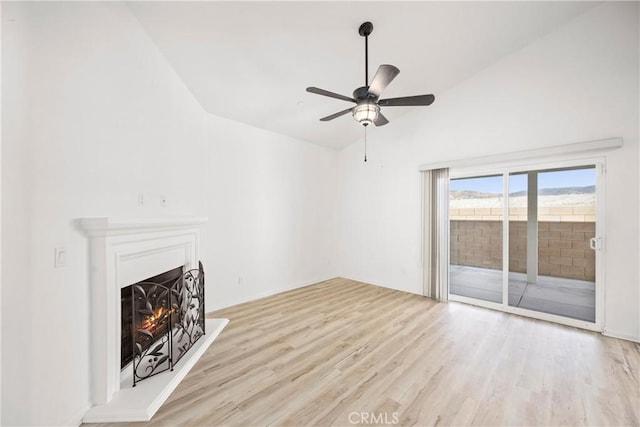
<box><xmin>450</xmin><ymin>167</ymin><xmax>596</xmax><ymax>194</ymax></box>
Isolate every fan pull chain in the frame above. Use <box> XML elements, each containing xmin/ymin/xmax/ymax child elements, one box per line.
<box><xmin>364</xmin><ymin>126</ymin><xmax>367</xmax><ymax>162</ymax></box>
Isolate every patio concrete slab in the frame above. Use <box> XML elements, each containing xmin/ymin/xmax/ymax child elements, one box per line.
<box><xmin>450</xmin><ymin>265</ymin><xmax>595</xmax><ymax>322</ymax></box>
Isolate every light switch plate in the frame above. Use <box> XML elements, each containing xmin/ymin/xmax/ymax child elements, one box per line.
<box><xmin>54</xmin><ymin>247</ymin><xmax>66</xmax><ymax>268</ymax></box>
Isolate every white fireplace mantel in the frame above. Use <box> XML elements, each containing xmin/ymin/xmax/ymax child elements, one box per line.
<box><xmin>80</xmin><ymin>216</ymin><xmax>209</xmax><ymax>237</ymax></box>
<box><xmin>78</xmin><ymin>217</ymin><xmax>228</xmax><ymax>422</ymax></box>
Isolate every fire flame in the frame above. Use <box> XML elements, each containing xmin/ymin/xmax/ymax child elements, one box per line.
<box><xmin>140</xmin><ymin>306</ymin><xmax>174</xmax><ymax>333</ymax></box>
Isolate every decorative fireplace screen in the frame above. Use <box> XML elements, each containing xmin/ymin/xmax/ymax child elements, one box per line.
<box><xmin>121</xmin><ymin>261</ymin><xmax>206</xmax><ymax>387</ymax></box>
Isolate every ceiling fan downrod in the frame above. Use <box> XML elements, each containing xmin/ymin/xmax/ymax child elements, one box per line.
<box><xmin>359</xmin><ymin>22</ymin><xmax>374</xmax><ymax>161</ymax></box>
<box><xmin>359</xmin><ymin>22</ymin><xmax>373</xmax><ymax>88</ymax></box>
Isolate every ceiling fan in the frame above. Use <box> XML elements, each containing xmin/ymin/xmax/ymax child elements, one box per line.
<box><xmin>306</xmin><ymin>21</ymin><xmax>435</xmax><ymax>127</ymax></box>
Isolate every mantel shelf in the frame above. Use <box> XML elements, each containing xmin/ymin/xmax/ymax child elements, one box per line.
<box><xmin>78</xmin><ymin>217</ymin><xmax>208</xmax><ymax>237</ymax></box>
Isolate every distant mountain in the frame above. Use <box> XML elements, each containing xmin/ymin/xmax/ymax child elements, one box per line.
<box><xmin>450</xmin><ymin>185</ymin><xmax>595</xmax><ymax>199</ymax></box>
<box><xmin>510</xmin><ymin>185</ymin><xmax>595</xmax><ymax>197</ymax></box>
<box><xmin>449</xmin><ymin>190</ymin><xmax>499</xmax><ymax>199</ymax></box>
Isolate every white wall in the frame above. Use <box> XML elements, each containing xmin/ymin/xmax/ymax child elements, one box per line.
<box><xmin>336</xmin><ymin>2</ymin><xmax>640</xmax><ymax>341</ymax></box>
<box><xmin>2</xmin><ymin>2</ymin><xmax>207</xmax><ymax>425</ymax></box>
<box><xmin>1</xmin><ymin>3</ymin><xmax>32</xmax><ymax>424</ymax></box>
<box><xmin>205</xmin><ymin>116</ymin><xmax>337</xmax><ymax>310</ymax></box>
<box><xmin>1</xmin><ymin>2</ymin><xmax>336</xmax><ymax>425</ymax></box>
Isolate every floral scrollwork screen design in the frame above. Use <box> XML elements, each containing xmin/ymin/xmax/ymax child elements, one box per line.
<box><xmin>129</xmin><ymin>261</ymin><xmax>206</xmax><ymax>387</ymax></box>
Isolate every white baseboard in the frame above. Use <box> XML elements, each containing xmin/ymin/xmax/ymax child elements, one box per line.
<box><xmin>602</xmin><ymin>328</ymin><xmax>640</xmax><ymax>343</ymax></box>
<box><xmin>70</xmin><ymin>402</ymin><xmax>92</xmax><ymax>427</ymax></box>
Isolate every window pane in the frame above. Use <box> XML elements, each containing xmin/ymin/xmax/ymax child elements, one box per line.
<box><xmin>508</xmin><ymin>172</ymin><xmax>528</xmax><ymax>306</ymax></box>
<box><xmin>508</xmin><ymin>166</ymin><xmax>596</xmax><ymax>322</ymax></box>
<box><xmin>449</xmin><ymin>175</ymin><xmax>503</xmax><ymax>303</ymax></box>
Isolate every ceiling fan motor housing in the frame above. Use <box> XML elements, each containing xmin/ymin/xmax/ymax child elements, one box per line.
<box><xmin>353</xmin><ymin>86</ymin><xmax>376</xmax><ymax>101</ymax></box>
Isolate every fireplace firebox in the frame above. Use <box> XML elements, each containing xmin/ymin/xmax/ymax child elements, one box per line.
<box><xmin>120</xmin><ymin>261</ymin><xmax>206</xmax><ymax>387</ymax></box>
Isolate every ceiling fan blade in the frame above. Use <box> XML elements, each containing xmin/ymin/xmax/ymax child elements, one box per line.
<box><xmin>373</xmin><ymin>113</ymin><xmax>389</xmax><ymax>127</ymax></box>
<box><xmin>306</xmin><ymin>87</ymin><xmax>356</xmax><ymax>103</ymax></box>
<box><xmin>378</xmin><ymin>94</ymin><xmax>435</xmax><ymax>107</ymax></box>
<box><xmin>320</xmin><ymin>107</ymin><xmax>353</xmax><ymax>122</ymax></box>
<box><xmin>367</xmin><ymin>65</ymin><xmax>400</xmax><ymax>98</ymax></box>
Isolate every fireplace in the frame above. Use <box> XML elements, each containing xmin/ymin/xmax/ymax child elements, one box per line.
<box><xmin>121</xmin><ymin>263</ymin><xmax>206</xmax><ymax>387</ymax></box>
<box><xmin>79</xmin><ymin>217</ymin><xmax>228</xmax><ymax>422</ymax></box>
<box><xmin>121</xmin><ymin>266</ymin><xmax>182</xmax><ymax>370</ymax></box>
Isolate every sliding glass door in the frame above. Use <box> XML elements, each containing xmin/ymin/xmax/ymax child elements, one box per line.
<box><xmin>449</xmin><ymin>162</ymin><xmax>600</xmax><ymax>327</ymax></box>
<box><xmin>449</xmin><ymin>175</ymin><xmax>504</xmax><ymax>304</ymax></box>
<box><xmin>507</xmin><ymin>167</ymin><xmax>596</xmax><ymax>322</ymax></box>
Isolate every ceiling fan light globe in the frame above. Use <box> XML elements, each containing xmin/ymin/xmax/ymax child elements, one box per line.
<box><xmin>353</xmin><ymin>103</ymin><xmax>380</xmax><ymax>127</ymax></box>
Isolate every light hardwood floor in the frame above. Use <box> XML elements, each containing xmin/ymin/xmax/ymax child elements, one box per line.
<box><xmin>89</xmin><ymin>278</ymin><xmax>639</xmax><ymax>427</ymax></box>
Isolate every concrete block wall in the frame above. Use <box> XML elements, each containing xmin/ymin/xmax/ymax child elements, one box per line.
<box><xmin>508</xmin><ymin>222</ymin><xmax>527</xmax><ymax>273</ymax></box>
<box><xmin>450</xmin><ymin>220</ymin><xmax>504</xmax><ymax>269</ymax></box>
<box><xmin>450</xmin><ymin>206</ymin><xmax>596</xmax><ymax>222</ymax></box>
<box><xmin>450</xmin><ymin>206</ymin><xmax>596</xmax><ymax>282</ymax></box>
<box><xmin>537</xmin><ymin>222</ymin><xmax>595</xmax><ymax>281</ymax></box>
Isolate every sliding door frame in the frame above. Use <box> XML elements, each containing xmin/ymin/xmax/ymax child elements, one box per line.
<box><xmin>448</xmin><ymin>156</ymin><xmax>606</xmax><ymax>332</ymax></box>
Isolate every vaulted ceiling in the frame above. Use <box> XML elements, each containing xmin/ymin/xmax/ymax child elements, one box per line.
<box><xmin>128</xmin><ymin>2</ymin><xmax>597</xmax><ymax>149</ymax></box>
